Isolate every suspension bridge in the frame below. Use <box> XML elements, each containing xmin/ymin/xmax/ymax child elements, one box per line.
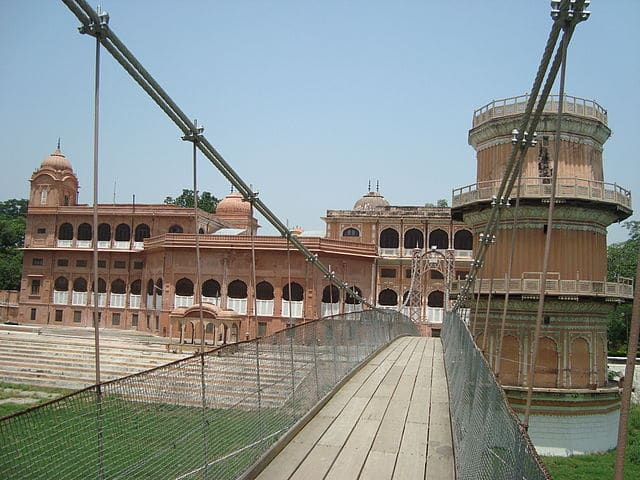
<box><xmin>2</xmin><ymin>1</ymin><xmax>638</xmax><ymax>479</ymax></box>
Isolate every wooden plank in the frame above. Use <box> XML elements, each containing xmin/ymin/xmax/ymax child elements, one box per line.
<box><xmin>359</xmin><ymin>451</ymin><xmax>397</xmax><ymax>480</ymax></box>
<box><xmin>289</xmin><ymin>444</ymin><xmax>341</xmax><ymax>480</ymax></box>
<box><xmin>324</xmin><ymin>419</ymin><xmax>380</xmax><ymax>480</ymax></box>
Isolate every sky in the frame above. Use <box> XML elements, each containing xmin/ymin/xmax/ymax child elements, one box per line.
<box><xmin>0</xmin><ymin>1</ymin><xmax>638</xmax><ymax>242</ymax></box>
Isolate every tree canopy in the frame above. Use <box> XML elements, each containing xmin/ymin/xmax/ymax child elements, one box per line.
<box><xmin>607</xmin><ymin>220</ymin><xmax>639</xmax><ymax>354</ymax></box>
<box><xmin>0</xmin><ymin>199</ymin><xmax>28</xmax><ymax>290</ymax></box>
<box><xmin>163</xmin><ymin>189</ymin><xmax>220</xmax><ymax>213</ymax></box>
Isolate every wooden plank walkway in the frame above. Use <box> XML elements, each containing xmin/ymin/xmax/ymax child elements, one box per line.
<box><xmin>256</xmin><ymin>337</ymin><xmax>455</xmax><ymax>480</ymax></box>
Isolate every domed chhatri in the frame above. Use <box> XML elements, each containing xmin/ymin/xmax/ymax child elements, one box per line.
<box><xmin>353</xmin><ymin>191</ymin><xmax>390</xmax><ymax>211</ymax></box>
<box><xmin>215</xmin><ymin>191</ymin><xmax>251</xmax><ymax>216</ymax></box>
<box><xmin>40</xmin><ymin>148</ymin><xmax>73</xmax><ymax>172</ymax></box>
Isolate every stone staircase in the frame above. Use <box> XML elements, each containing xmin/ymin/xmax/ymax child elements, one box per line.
<box><xmin>0</xmin><ymin>325</ymin><xmax>185</xmax><ymax>390</ymax></box>
<box><xmin>0</xmin><ymin>324</ymin><xmax>316</xmax><ymax>409</ymax></box>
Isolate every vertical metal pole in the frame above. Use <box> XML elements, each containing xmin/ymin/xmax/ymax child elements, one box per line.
<box><xmin>524</xmin><ymin>28</ymin><xmax>568</xmax><ymax>428</ymax></box>
<box><xmin>91</xmin><ymin>29</ymin><xmax>104</xmax><ymax>480</ymax></box>
<box><xmin>613</xmin><ymin>253</ymin><xmax>640</xmax><ymax>480</ymax></box>
<box><xmin>312</xmin><ymin>322</ymin><xmax>320</xmax><ymax>400</ymax></box>
<box><xmin>251</xmin><ymin>199</ymin><xmax>258</xmax><ymax>338</ymax></box>
<box><xmin>191</xmin><ymin>121</ymin><xmax>208</xmax><ymax>476</ymax></box>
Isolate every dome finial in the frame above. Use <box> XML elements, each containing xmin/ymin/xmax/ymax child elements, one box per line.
<box><xmin>368</xmin><ymin>179</ymin><xmax>371</xmax><ymax>192</ymax></box>
<box><xmin>376</xmin><ymin>180</ymin><xmax>380</xmax><ymax>193</ymax></box>
<box><xmin>57</xmin><ymin>138</ymin><xmax>61</xmax><ymax>150</ymax></box>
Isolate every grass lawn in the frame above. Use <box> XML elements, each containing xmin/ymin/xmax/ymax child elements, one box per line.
<box><xmin>542</xmin><ymin>405</ymin><xmax>640</xmax><ymax>479</ymax></box>
<box><xmin>0</xmin><ymin>386</ymin><xmax>292</xmax><ymax>480</ymax></box>
<box><xmin>0</xmin><ymin>381</ymin><xmax>70</xmax><ymax>418</ymax></box>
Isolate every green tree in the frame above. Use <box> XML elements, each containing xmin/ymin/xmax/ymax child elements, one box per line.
<box><xmin>163</xmin><ymin>189</ymin><xmax>220</xmax><ymax>213</ymax></box>
<box><xmin>0</xmin><ymin>199</ymin><xmax>28</xmax><ymax>290</ymax></box>
<box><xmin>607</xmin><ymin>220</ymin><xmax>639</xmax><ymax>354</ymax></box>
<box><xmin>437</xmin><ymin>198</ymin><xmax>449</xmax><ymax>207</ymax></box>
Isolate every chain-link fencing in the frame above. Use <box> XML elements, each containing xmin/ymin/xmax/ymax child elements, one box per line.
<box><xmin>442</xmin><ymin>311</ymin><xmax>551</xmax><ymax>480</ymax></box>
<box><xmin>0</xmin><ymin>310</ymin><xmax>417</xmax><ymax>479</ymax></box>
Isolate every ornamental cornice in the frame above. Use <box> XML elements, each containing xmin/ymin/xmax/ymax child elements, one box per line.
<box><xmin>468</xmin><ymin>113</ymin><xmax>610</xmax><ymax>150</ymax></box>
<box><xmin>463</xmin><ymin>205</ymin><xmax>618</xmax><ymax>230</ymax></box>
<box><xmin>474</xmin><ymin>133</ymin><xmax>604</xmax><ymax>153</ymax></box>
<box><xmin>473</xmin><ymin>298</ymin><xmax>614</xmax><ymax>315</ymax></box>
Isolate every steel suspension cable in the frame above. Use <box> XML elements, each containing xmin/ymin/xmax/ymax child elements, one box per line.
<box><xmin>62</xmin><ymin>0</ymin><xmax>372</xmax><ymax>312</ymax></box>
<box><xmin>523</xmin><ymin>22</ymin><xmax>570</xmax><ymax>429</ymax></box>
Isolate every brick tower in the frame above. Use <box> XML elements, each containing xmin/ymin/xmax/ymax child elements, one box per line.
<box><xmin>452</xmin><ymin>94</ymin><xmax>633</xmax><ymax>455</ymax></box>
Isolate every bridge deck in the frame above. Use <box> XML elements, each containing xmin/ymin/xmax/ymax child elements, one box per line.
<box><xmin>256</xmin><ymin>336</ymin><xmax>454</xmax><ymax>480</ymax></box>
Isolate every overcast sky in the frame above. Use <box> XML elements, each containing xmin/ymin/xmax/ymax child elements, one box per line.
<box><xmin>1</xmin><ymin>1</ymin><xmax>638</xmax><ymax>242</ymax></box>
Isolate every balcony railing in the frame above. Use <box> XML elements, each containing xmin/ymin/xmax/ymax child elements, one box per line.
<box><xmin>228</xmin><ymin>298</ymin><xmax>247</xmax><ymax>315</ymax></box>
<box><xmin>452</xmin><ymin>177</ymin><xmax>631</xmax><ymax>210</ymax></box>
<box><xmin>378</xmin><ymin>247</ymin><xmax>400</xmax><ymax>257</ymax></box>
<box><xmin>110</xmin><ymin>293</ymin><xmax>126</xmax><ymax>308</ymax></box>
<box><xmin>472</xmin><ymin>93</ymin><xmax>607</xmax><ymax>128</ymax></box>
<box><xmin>451</xmin><ymin>274</ymin><xmax>634</xmax><ymax>299</ymax></box>
<box><xmin>174</xmin><ymin>294</ymin><xmax>194</xmax><ymax>308</ymax></box>
<box><xmin>255</xmin><ymin>299</ymin><xmax>274</xmax><ymax>316</ymax></box>
<box><xmin>76</xmin><ymin>240</ymin><xmax>92</xmax><ymax>248</ymax></box>
<box><xmin>129</xmin><ymin>294</ymin><xmax>141</xmax><ymax>309</ymax></box>
<box><xmin>321</xmin><ymin>302</ymin><xmax>340</xmax><ymax>318</ymax></box>
<box><xmin>344</xmin><ymin>303</ymin><xmax>363</xmax><ymax>314</ymax></box>
<box><xmin>56</xmin><ymin>240</ymin><xmax>73</xmax><ymax>248</ymax></box>
<box><xmin>53</xmin><ymin>290</ymin><xmax>68</xmax><ymax>305</ymax></box>
<box><xmin>114</xmin><ymin>241</ymin><xmax>131</xmax><ymax>249</ymax></box>
<box><xmin>281</xmin><ymin>300</ymin><xmax>303</xmax><ymax>318</ymax></box>
<box><xmin>201</xmin><ymin>296</ymin><xmax>220</xmax><ymax>306</ymax></box>
<box><xmin>72</xmin><ymin>291</ymin><xmax>87</xmax><ymax>306</ymax></box>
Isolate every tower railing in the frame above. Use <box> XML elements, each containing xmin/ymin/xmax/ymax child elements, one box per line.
<box><xmin>472</xmin><ymin>93</ymin><xmax>607</xmax><ymax>128</ymax></box>
<box><xmin>452</xmin><ymin>176</ymin><xmax>632</xmax><ymax>210</ymax></box>
<box><xmin>451</xmin><ymin>274</ymin><xmax>634</xmax><ymax>300</ymax></box>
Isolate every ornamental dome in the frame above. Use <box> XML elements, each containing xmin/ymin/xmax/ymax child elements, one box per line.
<box><xmin>215</xmin><ymin>191</ymin><xmax>251</xmax><ymax>216</ymax></box>
<box><xmin>40</xmin><ymin>148</ymin><xmax>73</xmax><ymax>171</ymax></box>
<box><xmin>353</xmin><ymin>191</ymin><xmax>389</xmax><ymax>211</ymax></box>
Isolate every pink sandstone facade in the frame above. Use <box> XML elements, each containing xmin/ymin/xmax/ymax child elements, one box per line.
<box><xmin>17</xmin><ymin>148</ymin><xmax>473</xmax><ymax>343</ymax></box>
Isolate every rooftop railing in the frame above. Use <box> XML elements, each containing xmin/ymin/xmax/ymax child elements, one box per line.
<box><xmin>472</xmin><ymin>94</ymin><xmax>607</xmax><ymax>128</ymax></box>
<box><xmin>452</xmin><ymin>177</ymin><xmax>632</xmax><ymax>211</ymax></box>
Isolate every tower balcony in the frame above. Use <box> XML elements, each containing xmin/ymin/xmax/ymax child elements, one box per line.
<box><xmin>452</xmin><ymin>177</ymin><xmax>632</xmax><ymax>215</ymax></box>
<box><xmin>472</xmin><ymin>94</ymin><xmax>607</xmax><ymax>129</ymax></box>
<box><xmin>451</xmin><ymin>273</ymin><xmax>634</xmax><ymax>301</ymax></box>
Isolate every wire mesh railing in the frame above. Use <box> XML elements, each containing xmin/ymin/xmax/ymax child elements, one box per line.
<box><xmin>442</xmin><ymin>310</ymin><xmax>551</xmax><ymax>480</ymax></box>
<box><xmin>0</xmin><ymin>310</ymin><xmax>417</xmax><ymax>479</ymax></box>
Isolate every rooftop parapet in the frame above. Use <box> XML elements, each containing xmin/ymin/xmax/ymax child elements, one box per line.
<box><xmin>472</xmin><ymin>94</ymin><xmax>607</xmax><ymax>129</ymax></box>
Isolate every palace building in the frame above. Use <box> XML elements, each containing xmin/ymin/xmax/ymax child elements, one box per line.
<box><xmin>17</xmin><ymin>148</ymin><xmax>473</xmax><ymax>343</ymax></box>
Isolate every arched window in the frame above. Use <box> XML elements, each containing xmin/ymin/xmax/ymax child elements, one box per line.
<box><xmin>342</xmin><ymin>227</ymin><xmax>360</xmax><ymax>237</ymax></box>
<box><xmin>256</xmin><ymin>281</ymin><xmax>274</xmax><ymax>300</ymax></box>
<box><xmin>168</xmin><ymin>224</ymin><xmax>183</xmax><ymax>233</ymax></box>
<box><xmin>202</xmin><ymin>279</ymin><xmax>221</xmax><ymax>298</ymax></box>
<box><xmin>198</xmin><ymin>227</ymin><xmax>205</xmax><ymax>234</ymax></box>
<box><xmin>77</xmin><ymin>223</ymin><xmax>92</xmax><ymax>241</ymax></box>
<box><xmin>282</xmin><ymin>282</ymin><xmax>303</xmax><ymax>301</ymax></box>
<box><xmin>175</xmin><ymin>278</ymin><xmax>194</xmax><ymax>296</ymax></box>
<box><xmin>429</xmin><ymin>269</ymin><xmax>444</xmax><ymax>280</ymax></box>
<box><xmin>322</xmin><ymin>285</ymin><xmax>340</xmax><ymax>303</ymax></box>
<box><xmin>130</xmin><ymin>279</ymin><xmax>141</xmax><ymax>295</ymax></box>
<box><xmin>147</xmin><ymin>279</ymin><xmax>155</xmax><ymax>296</ymax></box>
<box><xmin>73</xmin><ymin>277</ymin><xmax>87</xmax><ymax>292</ymax></box>
<box><xmin>115</xmin><ymin>224</ymin><xmax>131</xmax><ymax>241</ymax></box>
<box><xmin>428</xmin><ymin>229</ymin><xmax>448</xmax><ymax>249</ymax></box>
<box><xmin>92</xmin><ymin>278</ymin><xmax>107</xmax><ymax>293</ymax></box>
<box><xmin>404</xmin><ymin>228</ymin><xmax>424</xmax><ymax>250</ymax></box>
<box><xmin>156</xmin><ymin>278</ymin><xmax>163</xmax><ymax>292</ymax></box>
<box><xmin>378</xmin><ymin>289</ymin><xmax>398</xmax><ymax>306</ymax></box>
<box><xmin>427</xmin><ymin>290</ymin><xmax>444</xmax><ymax>307</ymax></box>
<box><xmin>228</xmin><ymin>280</ymin><xmax>248</xmax><ymax>299</ymax></box>
<box><xmin>98</xmin><ymin>223</ymin><xmax>111</xmax><ymax>241</ymax></box>
<box><xmin>54</xmin><ymin>276</ymin><xmax>69</xmax><ymax>291</ymax></box>
<box><xmin>111</xmin><ymin>279</ymin><xmax>126</xmax><ymax>294</ymax></box>
<box><xmin>345</xmin><ymin>286</ymin><xmax>362</xmax><ymax>304</ymax></box>
<box><xmin>134</xmin><ymin>224</ymin><xmax>151</xmax><ymax>242</ymax></box>
<box><xmin>379</xmin><ymin>228</ymin><xmax>399</xmax><ymax>248</ymax></box>
<box><xmin>454</xmin><ymin>229</ymin><xmax>473</xmax><ymax>250</ymax></box>
<box><xmin>58</xmin><ymin>223</ymin><xmax>73</xmax><ymax>240</ymax></box>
